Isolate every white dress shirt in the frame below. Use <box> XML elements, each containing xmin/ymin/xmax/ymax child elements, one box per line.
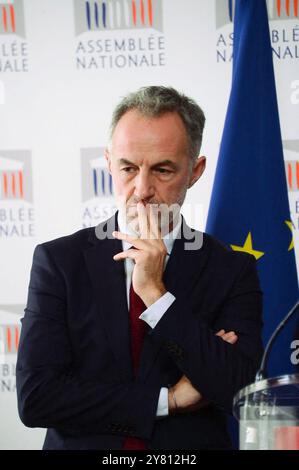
<box><xmin>117</xmin><ymin>211</ymin><xmax>182</xmax><ymax>417</ymax></box>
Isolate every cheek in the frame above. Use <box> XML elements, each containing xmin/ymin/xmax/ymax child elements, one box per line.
<box><xmin>112</xmin><ymin>173</ymin><xmax>132</xmax><ymax>197</ymax></box>
<box><xmin>162</xmin><ymin>175</ymin><xmax>189</xmax><ymax>200</ymax></box>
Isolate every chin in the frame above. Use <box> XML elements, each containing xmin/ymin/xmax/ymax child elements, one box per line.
<box><xmin>126</xmin><ymin>208</ymin><xmax>144</xmax><ymax>221</ymax></box>
<box><xmin>128</xmin><ymin>218</ymin><xmax>140</xmax><ymax>236</ymax></box>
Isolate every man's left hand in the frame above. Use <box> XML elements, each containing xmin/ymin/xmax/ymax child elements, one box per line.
<box><xmin>215</xmin><ymin>329</ymin><xmax>238</xmax><ymax>344</ymax></box>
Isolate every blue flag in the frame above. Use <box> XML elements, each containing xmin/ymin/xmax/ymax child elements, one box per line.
<box><xmin>206</xmin><ymin>0</ymin><xmax>299</xmax><ymax>378</ymax></box>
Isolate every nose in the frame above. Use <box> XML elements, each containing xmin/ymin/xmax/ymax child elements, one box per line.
<box><xmin>134</xmin><ymin>169</ymin><xmax>155</xmax><ymax>202</ymax></box>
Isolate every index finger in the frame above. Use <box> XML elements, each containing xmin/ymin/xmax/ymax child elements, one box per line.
<box><xmin>148</xmin><ymin>204</ymin><xmax>162</xmax><ymax>239</ymax></box>
<box><xmin>137</xmin><ymin>202</ymin><xmax>149</xmax><ymax>239</ymax></box>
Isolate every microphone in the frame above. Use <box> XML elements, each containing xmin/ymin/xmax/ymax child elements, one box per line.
<box><xmin>255</xmin><ymin>300</ymin><xmax>299</xmax><ymax>381</ymax></box>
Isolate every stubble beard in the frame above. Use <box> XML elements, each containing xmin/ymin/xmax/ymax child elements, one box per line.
<box><xmin>117</xmin><ymin>190</ymin><xmax>186</xmax><ymax>237</ymax></box>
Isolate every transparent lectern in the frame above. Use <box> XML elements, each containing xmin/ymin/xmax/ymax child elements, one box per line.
<box><xmin>233</xmin><ymin>374</ymin><xmax>299</xmax><ymax>450</ymax></box>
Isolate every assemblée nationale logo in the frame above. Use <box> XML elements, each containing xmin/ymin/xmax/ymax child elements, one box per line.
<box><xmin>0</xmin><ymin>0</ymin><xmax>28</xmax><ymax>72</ymax></box>
<box><xmin>74</xmin><ymin>0</ymin><xmax>165</xmax><ymax>70</ymax></box>
<box><xmin>0</xmin><ymin>150</ymin><xmax>35</xmax><ymax>237</ymax></box>
<box><xmin>0</xmin><ymin>305</ymin><xmax>23</xmax><ymax>393</ymax></box>
<box><xmin>81</xmin><ymin>147</ymin><xmax>116</xmax><ymax>227</ymax></box>
<box><xmin>216</xmin><ymin>0</ymin><xmax>299</xmax><ymax>62</ymax></box>
<box><xmin>284</xmin><ymin>140</ymin><xmax>299</xmax><ymax>235</ymax></box>
<box><xmin>284</xmin><ymin>140</ymin><xmax>299</xmax><ymax>193</ymax></box>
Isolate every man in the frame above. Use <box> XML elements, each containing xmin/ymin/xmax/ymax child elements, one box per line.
<box><xmin>16</xmin><ymin>86</ymin><xmax>263</xmax><ymax>450</ymax></box>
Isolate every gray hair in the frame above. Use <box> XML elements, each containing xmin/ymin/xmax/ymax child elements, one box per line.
<box><xmin>109</xmin><ymin>86</ymin><xmax>205</xmax><ymax>161</ymax></box>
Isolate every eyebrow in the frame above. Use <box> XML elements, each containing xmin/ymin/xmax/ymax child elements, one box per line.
<box><xmin>117</xmin><ymin>158</ymin><xmax>178</xmax><ymax>170</ymax></box>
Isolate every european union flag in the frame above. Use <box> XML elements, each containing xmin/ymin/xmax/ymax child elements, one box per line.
<box><xmin>206</xmin><ymin>0</ymin><xmax>298</xmax><ymax>377</ymax></box>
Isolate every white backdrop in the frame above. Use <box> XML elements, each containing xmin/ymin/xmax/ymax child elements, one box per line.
<box><xmin>0</xmin><ymin>0</ymin><xmax>298</xmax><ymax>449</ymax></box>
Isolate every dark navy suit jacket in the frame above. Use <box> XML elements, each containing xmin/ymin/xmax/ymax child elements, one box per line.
<box><xmin>16</xmin><ymin>213</ymin><xmax>263</xmax><ymax>450</ymax></box>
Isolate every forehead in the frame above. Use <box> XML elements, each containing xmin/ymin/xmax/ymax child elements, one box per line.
<box><xmin>111</xmin><ymin>109</ymin><xmax>189</xmax><ymax>156</ymax></box>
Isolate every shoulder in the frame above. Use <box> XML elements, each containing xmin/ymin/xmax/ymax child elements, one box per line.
<box><xmin>31</xmin><ymin>213</ymin><xmax>116</xmax><ymax>269</ymax></box>
<box><xmin>32</xmin><ymin>227</ymin><xmax>96</xmax><ymax>269</ymax></box>
<box><xmin>41</xmin><ymin>227</ymin><xmax>94</xmax><ymax>253</ymax></box>
<box><xmin>202</xmin><ymin>231</ymin><xmax>258</xmax><ymax>276</ymax></box>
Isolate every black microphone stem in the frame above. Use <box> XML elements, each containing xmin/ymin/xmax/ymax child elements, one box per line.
<box><xmin>255</xmin><ymin>300</ymin><xmax>299</xmax><ymax>381</ymax></box>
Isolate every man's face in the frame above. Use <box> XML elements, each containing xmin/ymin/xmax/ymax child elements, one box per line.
<box><xmin>105</xmin><ymin>109</ymin><xmax>205</xmax><ymax>236</ymax></box>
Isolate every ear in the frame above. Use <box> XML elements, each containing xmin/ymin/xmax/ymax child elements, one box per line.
<box><xmin>188</xmin><ymin>156</ymin><xmax>206</xmax><ymax>188</ymax></box>
<box><xmin>104</xmin><ymin>148</ymin><xmax>112</xmax><ymax>174</ymax></box>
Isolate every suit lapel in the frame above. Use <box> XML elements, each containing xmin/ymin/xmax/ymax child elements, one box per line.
<box><xmin>163</xmin><ymin>218</ymin><xmax>205</xmax><ymax>295</ymax></box>
<box><xmin>84</xmin><ymin>213</ymin><xmax>134</xmax><ymax>381</ymax></box>
<box><xmin>138</xmin><ymin>217</ymin><xmax>209</xmax><ymax>383</ymax></box>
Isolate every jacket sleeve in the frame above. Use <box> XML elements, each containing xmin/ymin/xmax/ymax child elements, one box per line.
<box><xmin>149</xmin><ymin>254</ymin><xmax>264</xmax><ymax>413</ymax></box>
<box><xmin>16</xmin><ymin>244</ymin><xmax>161</xmax><ymax>439</ymax></box>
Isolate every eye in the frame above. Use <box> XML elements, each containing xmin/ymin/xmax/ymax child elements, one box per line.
<box><xmin>155</xmin><ymin>168</ymin><xmax>172</xmax><ymax>174</ymax></box>
<box><xmin>121</xmin><ymin>167</ymin><xmax>136</xmax><ymax>173</ymax></box>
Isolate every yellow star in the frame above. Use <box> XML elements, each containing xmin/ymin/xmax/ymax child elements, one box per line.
<box><xmin>231</xmin><ymin>232</ymin><xmax>265</xmax><ymax>260</ymax></box>
<box><xmin>285</xmin><ymin>220</ymin><xmax>294</xmax><ymax>251</ymax></box>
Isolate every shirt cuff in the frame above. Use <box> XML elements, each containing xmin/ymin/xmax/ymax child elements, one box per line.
<box><xmin>139</xmin><ymin>291</ymin><xmax>176</xmax><ymax>329</ymax></box>
<box><xmin>156</xmin><ymin>387</ymin><xmax>169</xmax><ymax>417</ymax></box>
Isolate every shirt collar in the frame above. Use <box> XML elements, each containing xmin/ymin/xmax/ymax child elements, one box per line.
<box><xmin>117</xmin><ymin>210</ymin><xmax>182</xmax><ymax>256</ymax></box>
